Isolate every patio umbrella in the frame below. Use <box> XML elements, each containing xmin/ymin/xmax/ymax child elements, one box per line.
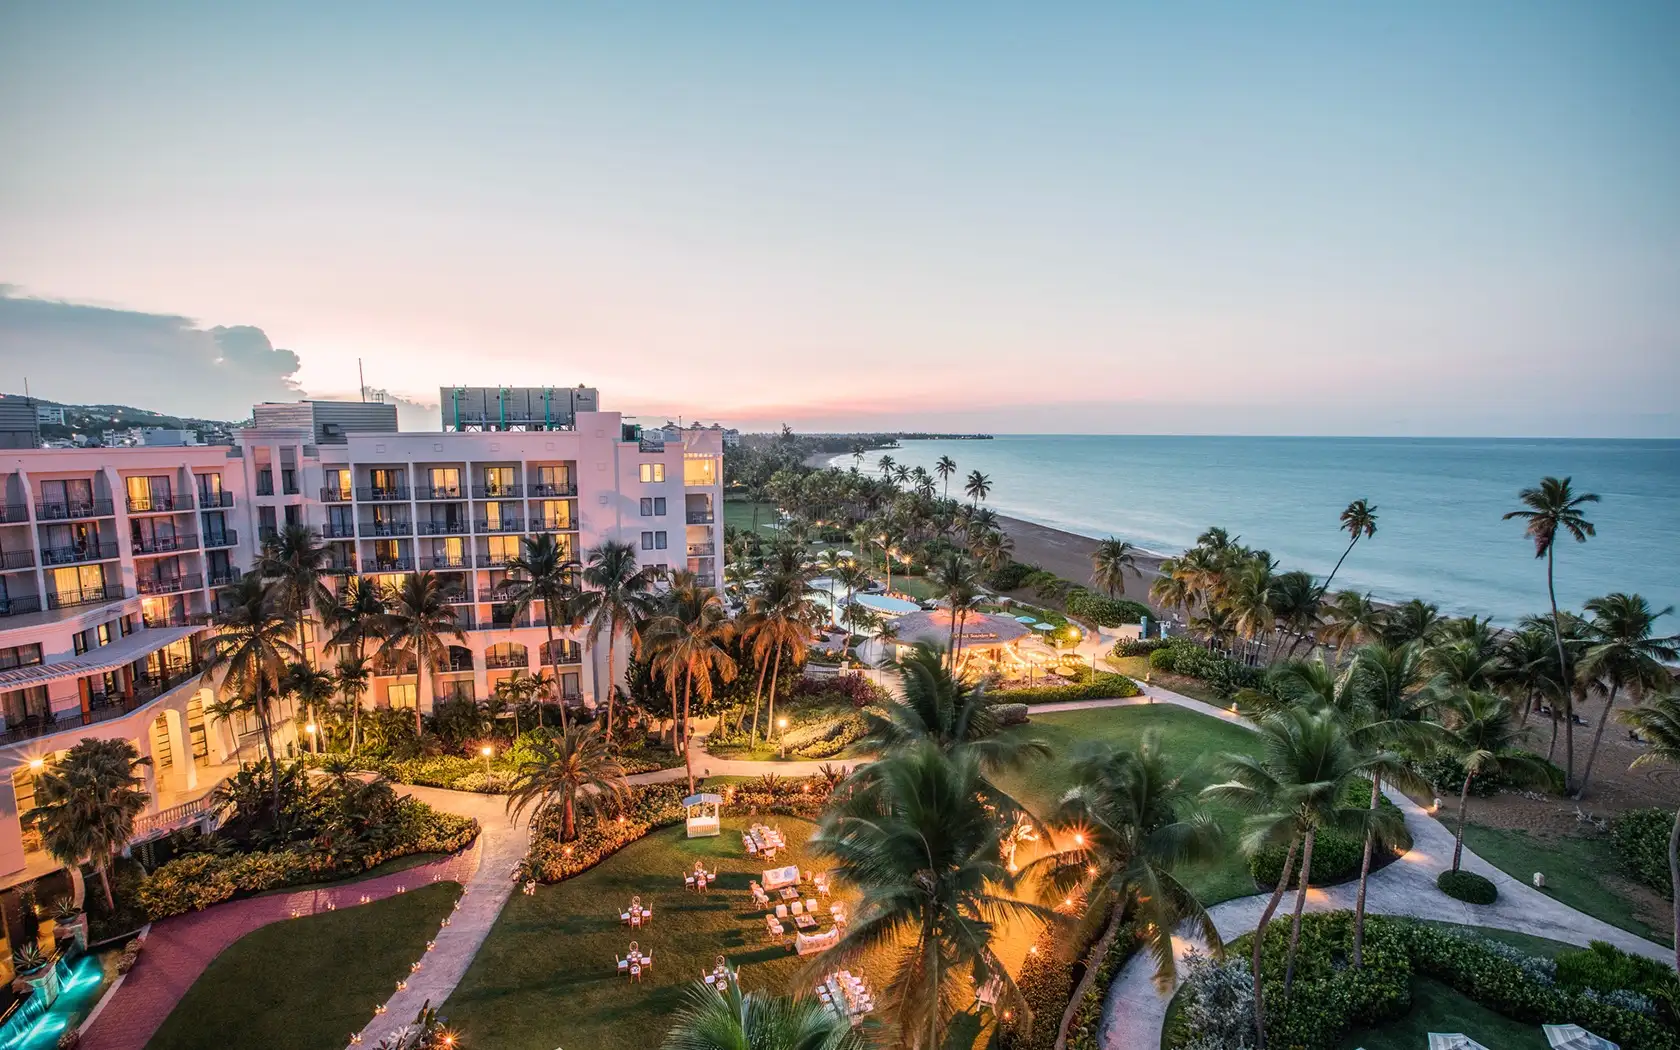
<box><xmin>1544</xmin><ymin>1025</ymin><xmax>1618</xmax><ymax>1050</ymax></box>
<box><xmin>1014</xmin><ymin>615</ymin><xmax>1039</xmax><ymax>624</ymax></box>
<box><xmin>1428</xmin><ymin>1036</ymin><xmax>1491</xmax><ymax>1050</ymax></box>
<box><xmin>837</xmin><ymin>550</ymin><xmax>854</xmax><ymax>558</ymax></box>
<box><xmin>1032</xmin><ymin>622</ymin><xmax>1057</xmax><ymax>632</ymax></box>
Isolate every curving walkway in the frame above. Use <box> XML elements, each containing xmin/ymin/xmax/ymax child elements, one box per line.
<box><xmin>1097</xmin><ymin>684</ymin><xmax>1673</xmax><ymax>1050</ymax></box>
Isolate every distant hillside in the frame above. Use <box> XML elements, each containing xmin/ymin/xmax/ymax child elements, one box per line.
<box><xmin>5</xmin><ymin>394</ymin><xmax>240</xmax><ymax>443</ymax></box>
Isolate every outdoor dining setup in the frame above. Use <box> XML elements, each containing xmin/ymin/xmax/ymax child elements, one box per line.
<box><xmin>816</xmin><ymin>969</ymin><xmax>874</xmax><ymax>1025</ymax></box>
<box><xmin>620</xmin><ymin>896</ymin><xmax>652</xmax><ymax>928</ymax></box>
<box><xmin>742</xmin><ymin>822</ymin><xmax>786</xmax><ymax>859</ymax></box>
<box><xmin>701</xmin><ymin>956</ymin><xmax>735</xmax><ymax>992</ymax></box>
<box><xmin>615</xmin><ymin>942</ymin><xmax>654</xmax><ymax>982</ymax></box>
<box><xmin>685</xmin><ymin>861</ymin><xmax>718</xmax><ymax>891</ymax></box>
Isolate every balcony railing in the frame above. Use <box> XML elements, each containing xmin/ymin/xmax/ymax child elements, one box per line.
<box><xmin>0</xmin><ymin>667</ymin><xmax>202</xmax><ymax>747</ymax></box>
<box><xmin>320</xmin><ymin>487</ymin><xmax>352</xmax><ymax>502</ymax></box>
<box><xmin>0</xmin><ymin>503</ymin><xmax>29</xmax><ymax>523</ymax></box>
<box><xmin>478</xmin><ymin>588</ymin><xmax>521</xmax><ymax>603</ymax></box>
<box><xmin>325</xmin><ymin>560</ymin><xmax>356</xmax><ymax>575</ymax></box>
<box><xmin>685</xmin><ymin>510</ymin><xmax>715</xmax><ymax>524</ymax></box>
<box><xmin>474</xmin><ymin>519</ymin><xmax>525</xmax><ymax>533</ymax></box>
<box><xmin>136</xmin><ymin>573</ymin><xmax>203</xmax><ymax>595</ymax></box>
<box><xmin>207</xmin><ymin>567</ymin><xmax>242</xmax><ymax>588</ymax></box>
<box><xmin>528</xmin><ymin>482</ymin><xmax>577</xmax><ymax>498</ymax></box>
<box><xmin>688</xmin><ymin>558</ymin><xmax>716</xmax><ymax>575</ymax></box>
<box><xmin>132</xmin><ymin>534</ymin><xmax>199</xmax><ymax>556</ymax></box>
<box><xmin>687</xmin><ymin>543</ymin><xmax>716</xmax><ymax>556</ymax></box>
<box><xmin>416</xmin><ymin>485</ymin><xmax>465</xmax><ymax>500</ymax></box>
<box><xmin>478</xmin><ymin>553</ymin><xmax>518</xmax><ymax>567</ymax></box>
<box><xmin>142</xmin><ymin>610</ymin><xmax>213</xmax><ymax>629</ymax></box>
<box><xmin>485</xmin><ymin>652</ymin><xmax>530</xmax><ymax>667</ymax></box>
<box><xmin>416</xmin><ymin>520</ymin><xmax>470</xmax><ymax>535</ymax></box>
<box><xmin>0</xmin><ymin>595</ymin><xmax>42</xmax><ymax>617</ymax></box>
<box><xmin>529</xmin><ymin>519</ymin><xmax>572</xmax><ymax>533</ymax></box>
<box><xmin>449</xmin><ymin>608</ymin><xmax>476</xmax><ymax>628</ymax></box>
<box><xmin>361</xmin><ymin>521</ymin><xmax>413</xmax><ymax>537</ymax></box>
<box><xmin>424</xmin><ymin>554</ymin><xmax>472</xmax><ymax>570</ymax></box>
<box><xmin>320</xmin><ymin>522</ymin><xmax>356</xmax><ymax>539</ymax></box>
<box><xmin>443</xmin><ymin>589</ymin><xmax>475</xmax><ymax>605</ymax></box>
<box><xmin>472</xmin><ymin>483</ymin><xmax>523</xmax><ymax>499</ymax></box>
<box><xmin>0</xmin><ymin>549</ymin><xmax>34</xmax><ymax>570</ymax></box>
<box><xmin>127</xmin><ymin>493</ymin><xmax>194</xmax><ymax>513</ymax></box>
<box><xmin>41</xmin><ymin>543</ymin><xmax>119</xmax><ymax>566</ymax></box>
<box><xmin>357</xmin><ymin>486</ymin><xmax>410</xmax><ymax>502</ymax></box>
<box><xmin>131</xmin><ymin>663</ymin><xmax>202</xmax><ymax>703</ymax></box>
<box><xmin>362</xmin><ymin>557</ymin><xmax>415</xmax><ymax>573</ymax></box>
<box><xmin>198</xmin><ymin>491</ymin><xmax>235</xmax><ymax>508</ymax></box>
<box><xmin>34</xmin><ymin>499</ymin><xmax>115</xmax><ymax>521</ymax></box>
<box><xmin>46</xmin><ymin>583</ymin><xmax>125</xmax><ymax>610</ymax></box>
<box><xmin>202</xmin><ymin>530</ymin><xmax>239</xmax><ymax>548</ymax></box>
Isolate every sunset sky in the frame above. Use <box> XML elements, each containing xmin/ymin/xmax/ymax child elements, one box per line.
<box><xmin>2</xmin><ymin>2</ymin><xmax>1676</xmax><ymax>435</ymax></box>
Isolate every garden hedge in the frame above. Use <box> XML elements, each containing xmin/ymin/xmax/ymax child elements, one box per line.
<box><xmin>986</xmin><ymin>561</ymin><xmax>1040</xmax><ymax>592</ymax></box>
<box><xmin>1146</xmin><ymin>639</ymin><xmax>1263</xmax><ymax>697</ymax></box>
<box><xmin>1063</xmin><ymin>589</ymin><xmax>1150</xmax><ymax>627</ymax></box>
<box><xmin>1248</xmin><ymin>783</ymin><xmax>1411</xmax><ymax>889</ymax></box>
<box><xmin>997</xmin><ymin>910</ymin><xmax>1143</xmax><ymax>1050</ymax></box>
<box><xmin>994</xmin><ymin>672</ymin><xmax>1141</xmax><ymax>705</ymax></box>
<box><xmin>1611</xmin><ymin>806</ymin><xmax>1675</xmax><ymax>899</ymax></box>
<box><xmin>1436</xmin><ymin>869</ymin><xmax>1499</xmax><ymax>905</ymax></box>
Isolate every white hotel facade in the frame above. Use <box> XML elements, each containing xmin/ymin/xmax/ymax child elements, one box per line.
<box><xmin>0</xmin><ymin>387</ymin><xmax>723</xmax><ymax>885</ymax></box>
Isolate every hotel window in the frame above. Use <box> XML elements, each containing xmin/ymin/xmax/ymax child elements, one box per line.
<box><xmin>482</xmin><ymin>467</ymin><xmax>515</xmax><ymax>496</ymax></box>
<box><xmin>281</xmin><ymin>468</ymin><xmax>298</xmax><ymax>495</ymax></box>
<box><xmin>258</xmin><ymin>506</ymin><xmax>277</xmax><ymax>536</ymax></box>
<box><xmin>487</xmin><ymin>535</ymin><xmax>519</xmax><ymax>563</ymax></box>
<box><xmin>640</xmin><ymin>531</ymin><xmax>667</xmax><ymax>551</ymax></box>
<box><xmin>284</xmin><ymin>504</ymin><xmax>301</xmax><ymax>526</ymax></box>
<box><xmin>537</xmin><ymin>500</ymin><xmax>571</xmax><ymax>529</ymax></box>
<box><xmin>535</xmin><ymin>465</ymin><xmax>571</xmax><ymax>495</ymax></box>
<box><xmin>429</xmin><ymin>467</ymin><xmax>460</xmax><ymax>498</ymax></box>
<box><xmin>683</xmin><ymin>456</ymin><xmax>718</xmax><ymax>487</ymax></box>
<box><xmin>483</xmin><ymin>501</ymin><xmax>505</xmax><ymax>530</ymax></box>
<box><xmin>639</xmin><ymin>497</ymin><xmax>666</xmax><ymax>517</ymax></box>
<box><xmin>440</xmin><ymin>536</ymin><xmax>466</xmax><ymax>563</ymax></box>
<box><xmin>373</xmin><ymin>540</ymin><xmax>401</xmax><ymax>565</ymax></box>
<box><xmin>256</xmin><ymin>468</ymin><xmax>274</xmax><ymax>496</ymax></box>
<box><xmin>639</xmin><ymin>463</ymin><xmax>665</xmax><ymax>484</ymax></box>
<box><xmin>196</xmin><ymin>472</ymin><xmax>224</xmax><ymax>503</ymax></box>
<box><xmin>0</xmin><ymin>644</ymin><xmax>43</xmax><ymax>672</ymax></box>
<box><xmin>369</xmin><ymin>468</ymin><xmax>404</xmax><ymax>497</ymax></box>
<box><xmin>125</xmin><ymin>475</ymin><xmax>170</xmax><ymax>511</ymax></box>
<box><xmin>388</xmin><ymin>682</ymin><xmax>417</xmax><ymax>709</ymax></box>
<box><xmin>324</xmin><ymin>469</ymin><xmax>350</xmax><ymax>498</ymax></box>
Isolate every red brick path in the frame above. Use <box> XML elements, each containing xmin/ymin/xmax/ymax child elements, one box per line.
<box><xmin>79</xmin><ymin>843</ymin><xmax>481</xmax><ymax>1050</ymax></box>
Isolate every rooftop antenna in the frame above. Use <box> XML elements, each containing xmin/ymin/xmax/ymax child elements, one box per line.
<box><xmin>358</xmin><ymin>359</ymin><xmax>366</xmax><ymax>402</ymax></box>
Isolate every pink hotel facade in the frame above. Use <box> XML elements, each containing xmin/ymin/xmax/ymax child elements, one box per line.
<box><xmin>0</xmin><ymin>390</ymin><xmax>723</xmax><ymax>884</ymax></box>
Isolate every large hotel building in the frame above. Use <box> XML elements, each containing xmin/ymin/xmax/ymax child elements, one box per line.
<box><xmin>0</xmin><ymin>387</ymin><xmax>723</xmax><ymax>886</ymax></box>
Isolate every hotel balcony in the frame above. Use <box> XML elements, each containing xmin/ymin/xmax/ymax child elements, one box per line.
<box><xmin>136</xmin><ymin>573</ymin><xmax>204</xmax><ymax>596</ymax></box>
<box><xmin>207</xmin><ymin>567</ymin><xmax>242</xmax><ymax>588</ymax></box>
<box><xmin>477</xmin><ymin>552</ymin><xmax>518</xmax><ymax>568</ymax></box>
<box><xmin>688</xmin><ymin>557</ymin><xmax>716</xmax><ymax>576</ymax></box>
<box><xmin>46</xmin><ymin>583</ymin><xmax>126</xmax><ymax>610</ymax></box>
<box><xmin>474</xmin><ymin>519</ymin><xmax>525</xmax><ymax>533</ymax></box>
<box><xmin>0</xmin><ymin>549</ymin><xmax>34</xmax><ymax>570</ymax></box>
<box><xmin>133</xmin><ymin>534</ymin><xmax>199</xmax><ymax>556</ymax></box>
<box><xmin>320</xmin><ymin>486</ymin><xmax>352</xmax><ymax>502</ymax></box>
<box><xmin>142</xmin><ymin>609</ymin><xmax>213</xmax><ymax>629</ymax></box>
<box><xmin>362</xmin><ymin>556</ymin><xmax>415</xmax><ymax>573</ymax></box>
<box><xmin>416</xmin><ymin>485</ymin><xmax>465</xmax><ymax>500</ymax></box>
<box><xmin>356</xmin><ymin>486</ymin><xmax>410</xmax><ymax>502</ymax></box>
<box><xmin>0</xmin><ymin>662</ymin><xmax>204</xmax><ymax>748</ymax></box>
<box><xmin>202</xmin><ymin>530</ymin><xmax>239</xmax><ymax>548</ymax></box>
<box><xmin>0</xmin><ymin>503</ymin><xmax>29</xmax><ymax>524</ymax></box>
<box><xmin>320</xmin><ymin>522</ymin><xmax>356</xmax><ymax>539</ymax></box>
<box><xmin>416</xmin><ymin>520</ymin><xmax>470</xmax><ymax>536</ymax></box>
<box><xmin>34</xmin><ymin>498</ymin><xmax>115</xmax><ymax>521</ymax></box>
<box><xmin>361</xmin><ymin>521</ymin><xmax>413</xmax><ymax>537</ymax></box>
<box><xmin>127</xmin><ymin>494</ymin><xmax>195</xmax><ymax>514</ymax></box>
<box><xmin>685</xmin><ymin>510</ymin><xmax>715</xmax><ymax>524</ymax></box>
<box><xmin>0</xmin><ymin>595</ymin><xmax>42</xmax><ymax>618</ymax></box>
<box><xmin>528</xmin><ymin>482</ymin><xmax>577</xmax><ymax>498</ymax></box>
<box><xmin>443</xmin><ymin>589</ymin><xmax>475</xmax><ymax>605</ymax></box>
<box><xmin>199</xmin><ymin>491</ymin><xmax>235</xmax><ymax>509</ymax></box>
<box><xmin>423</xmin><ymin>553</ymin><xmax>472</xmax><ymax>570</ymax></box>
<box><xmin>687</xmin><ymin>542</ymin><xmax>716</xmax><ymax>557</ymax></box>
<box><xmin>484</xmin><ymin>645</ymin><xmax>531</xmax><ymax>664</ymax></box>
<box><xmin>258</xmin><ymin>525</ymin><xmax>278</xmax><ymax>543</ymax></box>
<box><xmin>472</xmin><ymin>483</ymin><xmax>523</xmax><ymax>499</ymax></box>
<box><xmin>41</xmin><ymin>542</ymin><xmax>120</xmax><ymax>566</ymax></box>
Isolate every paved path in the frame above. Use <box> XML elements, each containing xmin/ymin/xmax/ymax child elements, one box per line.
<box><xmin>79</xmin><ymin>840</ymin><xmax>481</xmax><ymax>1050</ymax></box>
<box><xmin>352</xmin><ymin>787</ymin><xmax>531</xmax><ymax>1048</ymax></box>
<box><xmin>1097</xmin><ymin>683</ymin><xmax>1673</xmax><ymax>1050</ymax></box>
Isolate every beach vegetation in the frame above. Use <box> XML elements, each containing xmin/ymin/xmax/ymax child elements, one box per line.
<box><xmin>1617</xmin><ymin>691</ymin><xmax>1680</xmax><ymax>966</ymax></box>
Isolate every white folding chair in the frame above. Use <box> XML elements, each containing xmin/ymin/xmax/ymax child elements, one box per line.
<box><xmin>616</xmin><ymin>955</ymin><xmax>628</xmax><ymax>973</ymax></box>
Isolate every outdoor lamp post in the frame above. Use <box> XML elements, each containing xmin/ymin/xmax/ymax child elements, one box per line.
<box><xmin>480</xmin><ymin>744</ymin><xmax>494</xmax><ymax>774</ymax></box>
<box><xmin>305</xmin><ymin>722</ymin><xmax>318</xmax><ymax>754</ymax></box>
<box><xmin>777</xmin><ymin>717</ymin><xmax>789</xmax><ymax>759</ymax></box>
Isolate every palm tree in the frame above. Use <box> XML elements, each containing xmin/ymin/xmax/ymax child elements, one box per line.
<box><xmin>644</xmin><ymin>571</ymin><xmax>738</xmax><ymax>792</ymax></box>
<box><xmin>1203</xmin><ymin>707</ymin><xmax>1397</xmax><ymax>1043</ymax></box>
<box><xmin>934</xmin><ymin>455</ymin><xmax>957</xmax><ymax>498</ymax></box>
<box><xmin>505</xmin><ymin>534</ymin><xmax>581</xmax><ymax>730</ymax></box>
<box><xmin>1498</xmin><ymin>622</ymin><xmax>1562</xmax><ymax>725</ymax></box>
<box><xmin>1575</xmin><ymin>593</ymin><xmax>1679</xmax><ymax>797</ymax></box>
<box><xmin>812</xmin><ymin>744</ymin><xmax>1054</xmax><ymax>1048</ymax></box>
<box><xmin>1030</xmin><ymin>733</ymin><xmax>1223</xmax><ymax>1049</ymax></box>
<box><xmin>963</xmin><ymin>470</ymin><xmax>991</xmax><ymax>506</ymax></box>
<box><xmin>380</xmin><ymin>570</ymin><xmax>465</xmax><ymax>737</ymax></box>
<box><xmin>23</xmin><ymin>739</ymin><xmax>150</xmax><ymax>911</ymax></box>
<box><xmin>1269</xmin><ymin>571</ymin><xmax>1322</xmax><ymax>658</ymax></box>
<box><xmin>1225</xmin><ymin>558</ymin><xmax>1276</xmax><ymax>652</ymax></box>
<box><xmin>876</xmin><ymin>454</ymin><xmax>896</xmax><ymax>479</ymax></box>
<box><xmin>931</xmin><ymin>553</ymin><xmax>982</xmax><ymax>669</ymax></box>
<box><xmin>1320</xmin><ymin>590</ymin><xmax>1385</xmax><ymax>659</ymax></box>
<box><xmin>1148</xmin><ymin>558</ymin><xmax>1194</xmax><ymax>619</ymax></box>
<box><xmin>1504</xmin><ymin>476</ymin><xmax>1599</xmax><ymax>791</ymax></box>
<box><xmin>1090</xmin><ymin>537</ymin><xmax>1139</xmax><ymax>599</ymax></box>
<box><xmin>280</xmin><ymin>662</ymin><xmax>336</xmax><ymax>754</ymax></box>
<box><xmin>201</xmin><ymin>574</ymin><xmax>299</xmax><ymax>815</ymax></box>
<box><xmin>333</xmin><ymin>653</ymin><xmax>372</xmax><ymax>755</ymax></box>
<box><xmin>1618</xmin><ymin>691</ymin><xmax>1680</xmax><ymax>971</ymax></box>
<box><xmin>1318</xmin><ymin>499</ymin><xmax>1377</xmax><ymax>598</ymax></box>
<box><xmin>505</xmin><ymin>724</ymin><xmax>627</xmax><ymax>841</ymax></box>
<box><xmin>573</xmin><ymin>540</ymin><xmax>659</xmax><ymax>744</ymax></box>
<box><xmin>662</xmin><ymin>976</ymin><xmax>866</xmax><ymax>1050</ymax></box>
<box><xmin>741</xmin><ymin>573</ymin><xmax>820</xmax><ymax>748</ymax></box>
<box><xmin>1440</xmin><ymin>690</ymin><xmax>1554</xmax><ymax>871</ymax></box>
<box><xmin>259</xmin><ymin>524</ymin><xmax>335</xmax><ymax>667</ymax></box>
<box><xmin>1382</xmin><ymin>599</ymin><xmax>1444</xmax><ymax>647</ymax></box>
<box><xmin>968</xmin><ymin>528</ymin><xmax>1013</xmax><ymax>577</ymax></box>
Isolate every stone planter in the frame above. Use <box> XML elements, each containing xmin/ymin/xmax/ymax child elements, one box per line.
<box><xmin>50</xmin><ymin>914</ymin><xmax>87</xmax><ymax>951</ymax></box>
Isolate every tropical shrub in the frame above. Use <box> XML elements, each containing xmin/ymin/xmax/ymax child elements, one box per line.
<box><xmin>787</xmin><ymin>672</ymin><xmax>889</xmax><ymax>709</ymax></box>
<box><xmin>1147</xmin><ymin>638</ymin><xmax>1263</xmax><ymax>697</ymax></box>
<box><xmin>1174</xmin><ymin>948</ymin><xmax>1256</xmax><ymax>1050</ymax></box>
<box><xmin>1249</xmin><ymin>782</ymin><xmax>1410</xmax><ymax>888</ymax></box>
<box><xmin>791</xmin><ymin>714</ymin><xmax>870</xmax><ymax>759</ymax></box>
<box><xmin>1610</xmin><ymin>807</ymin><xmax>1674</xmax><ymax>899</ymax></box>
<box><xmin>1063</xmin><ymin>589</ymin><xmax>1150</xmax><ymax>627</ymax></box>
<box><xmin>1436</xmin><ymin>869</ymin><xmax>1498</xmax><ymax>904</ymax></box>
<box><xmin>1113</xmin><ymin>637</ymin><xmax>1170</xmax><ymax>658</ymax></box>
<box><xmin>996</xmin><ymin>913</ymin><xmax>1143</xmax><ymax>1050</ymax></box>
<box><xmin>1554</xmin><ymin>940</ymin><xmax>1678</xmax><ymax>1008</ymax></box>
<box><xmin>1412</xmin><ymin>750</ymin><xmax>1564</xmax><ymax>798</ymax></box>
<box><xmin>995</xmin><ymin>703</ymin><xmax>1029</xmax><ymax>726</ymax></box>
<box><xmin>995</xmin><ymin>672</ymin><xmax>1141</xmax><ymax>705</ymax></box>
<box><xmin>986</xmin><ymin>560</ymin><xmax>1039</xmax><ymax>592</ymax></box>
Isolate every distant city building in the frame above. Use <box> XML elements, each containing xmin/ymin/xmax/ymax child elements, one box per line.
<box><xmin>34</xmin><ymin>406</ymin><xmax>64</xmax><ymax>426</ymax></box>
<box><xmin>252</xmin><ymin>399</ymin><xmax>399</xmax><ymax>445</ymax></box>
<box><xmin>139</xmin><ymin>429</ymin><xmax>201</xmax><ymax>447</ymax></box>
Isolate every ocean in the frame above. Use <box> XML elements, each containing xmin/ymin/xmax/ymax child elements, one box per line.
<box><xmin>829</xmin><ymin>436</ymin><xmax>1680</xmax><ymax>625</ymax></box>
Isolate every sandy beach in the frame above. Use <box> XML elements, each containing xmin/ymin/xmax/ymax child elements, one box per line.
<box><xmin>996</xmin><ymin>513</ymin><xmax>1171</xmax><ymax>617</ymax></box>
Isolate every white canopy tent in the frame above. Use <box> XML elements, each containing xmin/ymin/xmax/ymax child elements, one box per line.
<box><xmin>683</xmin><ymin>793</ymin><xmax>723</xmax><ymax>838</ymax></box>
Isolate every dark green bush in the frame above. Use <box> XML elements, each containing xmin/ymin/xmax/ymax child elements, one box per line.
<box><xmin>1436</xmin><ymin>869</ymin><xmax>1498</xmax><ymax>904</ymax></box>
<box><xmin>1113</xmin><ymin>637</ymin><xmax>1168</xmax><ymax>658</ymax></box>
<box><xmin>997</xmin><ymin>911</ymin><xmax>1143</xmax><ymax>1050</ymax></box>
<box><xmin>986</xmin><ymin>561</ymin><xmax>1039</xmax><ymax>592</ymax></box>
<box><xmin>1250</xmin><ymin>783</ymin><xmax>1410</xmax><ymax>888</ymax></box>
<box><xmin>1555</xmin><ymin>940</ymin><xmax>1680</xmax><ymax>1002</ymax></box>
<box><xmin>1611</xmin><ymin>806</ymin><xmax>1674</xmax><ymax>899</ymax></box>
<box><xmin>1146</xmin><ymin>638</ymin><xmax>1263</xmax><ymax>697</ymax></box>
<box><xmin>1064</xmin><ymin>589</ymin><xmax>1150</xmax><ymax>627</ymax></box>
<box><xmin>1412</xmin><ymin>750</ymin><xmax>1564</xmax><ymax>798</ymax></box>
<box><xmin>995</xmin><ymin>672</ymin><xmax>1141</xmax><ymax>704</ymax></box>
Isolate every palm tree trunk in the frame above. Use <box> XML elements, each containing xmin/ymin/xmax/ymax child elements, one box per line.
<box><xmin>254</xmin><ymin>677</ymin><xmax>282</xmax><ymax>818</ymax></box>
<box><xmin>1575</xmin><ymin>682</ymin><xmax>1619</xmax><ymax>799</ymax></box>
<box><xmin>544</xmin><ymin>609</ymin><xmax>568</xmax><ymax>732</ymax></box>
<box><xmin>1251</xmin><ymin>837</ymin><xmax>1298</xmax><ymax>1050</ymax></box>
<box><xmin>412</xmin><ymin>662</ymin><xmax>425</xmax><ymax>738</ymax></box>
<box><xmin>604</xmin><ymin>629</ymin><xmax>618</xmax><ymax>744</ymax></box>
<box><xmin>1283</xmin><ymin>829</ymin><xmax>1317</xmax><ymax>997</ymax></box>
<box><xmin>1545</xmin><ymin>548</ymin><xmax>1575</xmax><ymax>791</ymax></box>
<box><xmin>1667</xmin><ymin>804</ymin><xmax>1679</xmax><ymax>974</ymax></box>
<box><xmin>766</xmin><ymin>641</ymin><xmax>783</xmax><ymax>743</ymax></box>
<box><xmin>564</xmin><ymin>793</ymin><xmax>576</xmax><ymax>841</ymax></box>
<box><xmin>1053</xmin><ymin>902</ymin><xmax>1124</xmax><ymax>1050</ymax></box>
<box><xmin>1318</xmin><ymin>537</ymin><xmax>1358</xmax><ymax>600</ymax></box>
<box><xmin>749</xmin><ymin>647</ymin><xmax>769</xmax><ymax>748</ymax></box>
<box><xmin>1547</xmin><ymin>703</ymin><xmax>1560</xmax><ymax>763</ymax></box>
<box><xmin>682</xmin><ymin>669</ymin><xmax>696</xmax><ymax>795</ymax></box>
<box><xmin>1452</xmin><ymin>772</ymin><xmax>1474</xmax><ymax>871</ymax></box>
<box><xmin>1352</xmin><ymin>775</ymin><xmax>1380</xmax><ymax>969</ymax></box>
<box><xmin>97</xmin><ymin>859</ymin><xmax>115</xmax><ymax>912</ymax></box>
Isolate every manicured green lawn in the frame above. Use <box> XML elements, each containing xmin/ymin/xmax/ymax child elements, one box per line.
<box><xmin>722</xmin><ymin>499</ymin><xmax>781</xmax><ymax>535</ymax></box>
<box><xmin>894</xmin><ymin>575</ymin><xmax>940</xmax><ymax>601</ymax></box>
<box><xmin>146</xmin><ymin>881</ymin><xmax>462</xmax><ymax>1050</ymax></box>
<box><xmin>997</xmin><ymin>705</ymin><xmax>1267</xmax><ymax>905</ymax></box>
<box><xmin>1106</xmin><ymin>655</ymin><xmax>1227</xmax><ymax>707</ymax></box>
<box><xmin>445</xmin><ymin>816</ymin><xmax>882</xmax><ymax>1050</ymax></box>
<box><xmin>1460</xmin><ymin>823</ymin><xmax>1672</xmax><ymax>946</ymax></box>
<box><xmin>1337</xmin><ymin>976</ymin><xmax>1549</xmax><ymax>1050</ymax></box>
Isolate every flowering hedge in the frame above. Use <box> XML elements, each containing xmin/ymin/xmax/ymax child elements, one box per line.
<box><xmin>995</xmin><ymin>672</ymin><xmax>1141</xmax><ymax>705</ymax></box>
<box><xmin>518</xmin><ymin>776</ymin><xmax>834</xmax><ymax>883</ymax></box>
<box><xmin>137</xmin><ymin>800</ymin><xmax>478</xmax><ymax>921</ymax></box>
